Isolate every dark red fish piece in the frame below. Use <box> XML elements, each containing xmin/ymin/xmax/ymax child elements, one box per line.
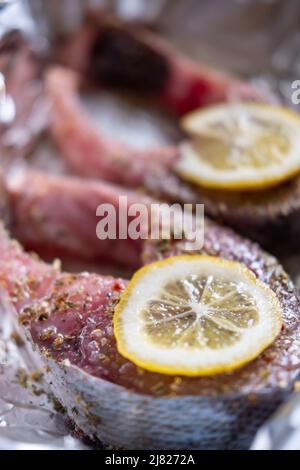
<box><xmin>59</xmin><ymin>12</ymin><xmax>277</xmax><ymax>116</ymax></box>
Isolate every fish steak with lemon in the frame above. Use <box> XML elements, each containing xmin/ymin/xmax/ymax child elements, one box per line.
<box><xmin>4</xmin><ymin>213</ymin><xmax>299</xmax><ymax>450</ymax></box>
<box><xmin>46</xmin><ymin>65</ymin><xmax>300</xmax><ymax>253</ymax></box>
<box><xmin>174</xmin><ymin>103</ymin><xmax>300</xmax><ymax>252</ymax></box>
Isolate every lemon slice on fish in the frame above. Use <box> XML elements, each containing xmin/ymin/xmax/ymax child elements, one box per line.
<box><xmin>177</xmin><ymin>103</ymin><xmax>300</xmax><ymax>191</ymax></box>
<box><xmin>114</xmin><ymin>256</ymin><xmax>282</xmax><ymax>376</ymax></box>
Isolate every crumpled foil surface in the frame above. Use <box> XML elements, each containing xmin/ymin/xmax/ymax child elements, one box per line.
<box><xmin>1</xmin><ymin>0</ymin><xmax>300</xmax><ymax>450</ymax></box>
<box><xmin>0</xmin><ymin>305</ymin><xmax>88</xmax><ymax>450</ymax></box>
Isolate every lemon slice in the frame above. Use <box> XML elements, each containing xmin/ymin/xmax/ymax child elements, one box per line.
<box><xmin>177</xmin><ymin>103</ymin><xmax>300</xmax><ymax>191</ymax></box>
<box><xmin>114</xmin><ymin>256</ymin><xmax>282</xmax><ymax>376</ymax></box>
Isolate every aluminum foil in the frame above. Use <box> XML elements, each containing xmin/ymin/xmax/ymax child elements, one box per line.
<box><xmin>1</xmin><ymin>0</ymin><xmax>300</xmax><ymax>450</ymax></box>
<box><xmin>0</xmin><ymin>306</ymin><xmax>88</xmax><ymax>450</ymax></box>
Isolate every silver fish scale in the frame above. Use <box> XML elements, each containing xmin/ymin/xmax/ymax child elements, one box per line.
<box><xmin>26</xmin><ymin>331</ymin><xmax>292</xmax><ymax>450</ymax></box>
